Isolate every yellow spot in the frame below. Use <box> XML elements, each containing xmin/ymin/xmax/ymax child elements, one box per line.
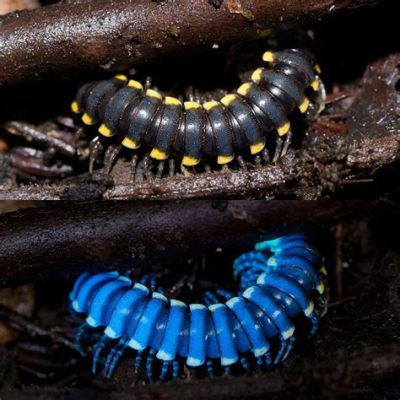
<box><xmin>114</xmin><ymin>74</ymin><xmax>128</xmax><ymax>81</ymax></box>
<box><xmin>250</xmin><ymin>141</ymin><xmax>265</xmax><ymax>154</ymax></box>
<box><xmin>311</xmin><ymin>79</ymin><xmax>320</xmax><ymax>91</ymax></box>
<box><xmin>317</xmin><ymin>281</ymin><xmax>325</xmax><ymax>294</ymax></box>
<box><xmin>319</xmin><ymin>266</ymin><xmax>328</xmax><ymax>276</ymax></box>
<box><xmin>237</xmin><ymin>82</ymin><xmax>252</xmax><ymax>96</ymax></box>
<box><xmin>220</xmin><ymin>94</ymin><xmax>236</xmax><ymax>107</ymax></box>
<box><xmin>217</xmin><ymin>155</ymin><xmax>234</xmax><ymax>165</ymax></box>
<box><xmin>165</xmin><ymin>96</ymin><xmax>182</xmax><ymax>106</ymax></box>
<box><xmin>184</xmin><ymin>101</ymin><xmax>201</xmax><ymax>110</ymax></box>
<box><xmin>182</xmin><ymin>155</ymin><xmax>200</xmax><ymax>166</ymax></box>
<box><xmin>98</xmin><ymin>124</ymin><xmax>112</xmax><ymax>137</ymax></box>
<box><xmin>82</xmin><ymin>113</ymin><xmax>95</xmax><ymax>125</ymax></box>
<box><xmin>71</xmin><ymin>101</ymin><xmax>80</xmax><ymax>114</ymax></box>
<box><xmin>299</xmin><ymin>97</ymin><xmax>310</xmax><ymax>113</ymax></box>
<box><xmin>128</xmin><ymin>80</ymin><xmax>143</xmax><ymax>90</ymax></box>
<box><xmin>283</xmin><ymin>327</ymin><xmax>295</xmax><ymax>340</ymax></box>
<box><xmin>203</xmin><ymin>100</ymin><xmax>219</xmax><ymax>111</ymax></box>
<box><xmin>304</xmin><ymin>302</ymin><xmax>314</xmax><ymax>317</ymax></box>
<box><xmin>277</xmin><ymin>122</ymin><xmax>290</xmax><ymax>136</ymax></box>
<box><xmin>150</xmin><ymin>148</ymin><xmax>168</xmax><ymax>160</ymax></box>
<box><xmin>262</xmin><ymin>51</ymin><xmax>275</xmax><ymax>63</ymax></box>
<box><xmin>314</xmin><ymin>64</ymin><xmax>322</xmax><ymax>74</ymax></box>
<box><xmin>146</xmin><ymin>89</ymin><xmax>162</xmax><ymax>100</ymax></box>
<box><xmin>251</xmin><ymin>68</ymin><xmax>264</xmax><ymax>82</ymax></box>
<box><xmin>122</xmin><ymin>137</ymin><xmax>140</xmax><ymax>149</ymax></box>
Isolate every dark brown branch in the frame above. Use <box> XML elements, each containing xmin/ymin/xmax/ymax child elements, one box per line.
<box><xmin>104</xmin><ymin>133</ymin><xmax>400</xmax><ymax>200</ymax></box>
<box><xmin>0</xmin><ymin>200</ymin><xmax>369</xmax><ymax>288</ymax></box>
<box><xmin>0</xmin><ymin>0</ymin><xmax>379</xmax><ymax>85</ymax></box>
<box><xmin>1</xmin><ymin>344</ymin><xmax>399</xmax><ymax>399</ymax></box>
<box><xmin>0</xmin><ymin>304</ymin><xmax>76</xmax><ymax>350</ymax></box>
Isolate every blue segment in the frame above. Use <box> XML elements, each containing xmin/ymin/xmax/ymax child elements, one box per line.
<box><xmin>128</xmin><ymin>292</ymin><xmax>167</xmax><ymax>351</ymax></box>
<box><xmin>257</xmin><ymin>273</ymin><xmax>313</xmax><ymax>314</ymax></box>
<box><xmin>149</xmin><ymin>304</ymin><xmax>169</xmax><ymax>350</ymax></box>
<box><xmin>86</xmin><ymin>276</ymin><xmax>132</xmax><ymax>327</ymax></box>
<box><xmin>274</xmin><ymin>266</ymin><xmax>314</xmax><ymax>292</ymax></box>
<box><xmin>104</xmin><ymin>283</ymin><xmax>149</xmax><ymax>339</ymax></box>
<box><xmin>243</xmin><ymin>286</ymin><xmax>295</xmax><ymax>340</ymax></box>
<box><xmin>209</xmin><ymin>303</ymin><xmax>238</xmax><ymax>366</ymax></box>
<box><xmin>262</xmin><ymin>286</ymin><xmax>301</xmax><ymax>318</ymax></box>
<box><xmin>274</xmin><ymin>245</ymin><xmax>321</xmax><ymax>264</ymax></box>
<box><xmin>186</xmin><ymin>304</ymin><xmax>207</xmax><ymax>367</ymax></box>
<box><xmin>247</xmin><ymin>301</ymin><xmax>278</xmax><ymax>338</ymax></box>
<box><xmin>226</xmin><ymin>297</ymin><xmax>269</xmax><ymax>357</ymax></box>
<box><xmin>69</xmin><ymin>273</ymin><xmax>90</xmax><ymax>302</ymax></box>
<box><xmin>72</xmin><ymin>271</ymin><xmax>119</xmax><ymax>313</ymax></box>
<box><xmin>229</xmin><ymin>310</ymin><xmax>251</xmax><ymax>353</ymax></box>
<box><xmin>233</xmin><ymin>251</ymin><xmax>270</xmax><ymax>278</ymax></box>
<box><xmin>255</xmin><ymin>234</ymin><xmax>307</xmax><ymax>251</ymax></box>
<box><xmin>205</xmin><ymin>312</ymin><xmax>220</xmax><ymax>359</ymax></box>
<box><xmin>157</xmin><ymin>300</ymin><xmax>187</xmax><ymax>361</ymax></box>
<box><xmin>178</xmin><ymin>312</ymin><xmax>189</xmax><ymax>358</ymax></box>
<box><xmin>267</xmin><ymin>255</ymin><xmax>321</xmax><ymax>290</ymax></box>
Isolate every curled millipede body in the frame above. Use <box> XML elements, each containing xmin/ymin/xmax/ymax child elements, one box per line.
<box><xmin>71</xmin><ymin>30</ymin><xmax>325</xmax><ymax>172</ymax></box>
<box><xmin>69</xmin><ymin>234</ymin><xmax>328</xmax><ymax>381</ymax></box>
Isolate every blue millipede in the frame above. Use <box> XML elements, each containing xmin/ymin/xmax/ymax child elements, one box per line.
<box><xmin>70</xmin><ymin>29</ymin><xmax>325</xmax><ymax>171</ymax></box>
<box><xmin>69</xmin><ymin>234</ymin><xmax>328</xmax><ymax>381</ymax></box>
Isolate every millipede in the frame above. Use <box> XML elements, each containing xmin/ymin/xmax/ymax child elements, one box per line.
<box><xmin>71</xmin><ymin>29</ymin><xmax>325</xmax><ymax>173</ymax></box>
<box><xmin>69</xmin><ymin>234</ymin><xmax>328</xmax><ymax>381</ymax></box>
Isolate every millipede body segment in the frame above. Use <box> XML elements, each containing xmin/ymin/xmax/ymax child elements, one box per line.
<box><xmin>69</xmin><ymin>234</ymin><xmax>328</xmax><ymax>381</ymax></box>
<box><xmin>71</xmin><ymin>30</ymin><xmax>323</xmax><ymax>169</ymax></box>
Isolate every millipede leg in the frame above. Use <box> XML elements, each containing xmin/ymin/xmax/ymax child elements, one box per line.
<box><xmin>156</xmin><ymin>161</ymin><xmax>165</xmax><ymax>179</ymax></box>
<box><xmin>223</xmin><ymin>365</ymin><xmax>231</xmax><ymax>375</ymax></box>
<box><xmin>240</xmin><ymin>356</ymin><xmax>249</xmax><ymax>370</ymax></box>
<box><xmin>281</xmin><ymin>336</ymin><xmax>295</xmax><ymax>362</ymax></box>
<box><xmin>281</xmin><ymin>129</ymin><xmax>293</xmax><ymax>159</ymax></box>
<box><xmin>145</xmin><ymin>76</ymin><xmax>152</xmax><ymax>90</ymax></box>
<box><xmin>272</xmin><ymin>137</ymin><xmax>283</xmax><ymax>163</ymax></box>
<box><xmin>89</xmin><ymin>136</ymin><xmax>104</xmax><ymax>174</ymax></box>
<box><xmin>237</xmin><ymin>155</ymin><xmax>246</xmax><ymax>169</ymax></box>
<box><xmin>134</xmin><ymin>351</ymin><xmax>144</xmax><ymax>370</ymax></box>
<box><xmin>92</xmin><ymin>336</ymin><xmax>112</xmax><ymax>374</ymax></box>
<box><xmin>215</xmin><ymin>289</ymin><xmax>233</xmax><ymax>301</ymax></box>
<box><xmin>168</xmin><ymin>158</ymin><xmax>175</xmax><ymax>177</ymax></box>
<box><xmin>261</xmin><ymin>148</ymin><xmax>270</xmax><ymax>164</ymax></box>
<box><xmin>206</xmin><ymin>360</ymin><xmax>214</xmax><ymax>377</ymax></box>
<box><xmin>204</xmin><ymin>163</ymin><xmax>212</xmax><ymax>173</ymax></box>
<box><xmin>159</xmin><ymin>361</ymin><xmax>170</xmax><ymax>381</ymax></box>
<box><xmin>104</xmin><ymin>144</ymin><xmax>122</xmax><ymax>174</ymax></box>
<box><xmin>75</xmin><ymin>322</ymin><xmax>91</xmax><ymax>354</ymax></box>
<box><xmin>142</xmin><ymin>154</ymin><xmax>153</xmax><ymax>181</ymax></box>
<box><xmin>172</xmin><ymin>360</ymin><xmax>180</xmax><ymax>380</ymax></box>
<box><xmin>254</xmin><ymin>154</ymin><xmax>262</xmax><ymax>167</ymax></box>
<box><xmin>104</xmin><ymin>339</ymin><xmax>128</xmax><ymax>378</ymax></box>
<box><xmin>274</xmin><ymin>338</ymin><xmax>287</xmax><ymax>364</ymax></box>
<box><xmin>264</xmin><ymin>353</ymin><xmax>272</xmax><ymax>366</ymax></box>
<box><xmin>314</xmin><ymin>76</ymin><xmax>326</xmax><ymax>114</ymax></box>
<box><xmin>309</xmin><ymin>313</ymin><xmax>319</xmax><ymax>335</ymax></box>
<box><xmin>146</xmin><ymin>348</ymin><xmax>156</xmax><ymax>381</ymax></box>
<box><xmin>130</xmin><ymin>154</ymin><xmax>139</xmax><ymax>182</ymax></box>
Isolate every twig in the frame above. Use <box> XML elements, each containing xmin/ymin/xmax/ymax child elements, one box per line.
<box><xmin>0</xmin><ymin>304</ymin><xmax>76</xmax><ymax>350</ymax></box>
<box><xmin>0</xmin><ymin>200</ymin><xmax>370</xmax><ymax>287</ymax></box>
<box><xmin>0</xmin><ymin>0</ymin><xmax>380</xmax><ymax>85</ymax></box>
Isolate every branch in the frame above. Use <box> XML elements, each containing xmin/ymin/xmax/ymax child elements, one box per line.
<box><xmin>1</xmin><ymin>344</ymin><xmax>399</xmax><ymax>399</ymax></box>
<box><xmin>0</xmin><ymin>200</ymin><xmax>369</xmax><ymax>287</ymax></box>
<box><xmin>0</xmin><ymin>0</ymin><xmax>379</xmax><ymax>85</ymax></box>
<box><xmin>0</xmin><ymin>304</ymin><xmax>76</xmax><ymax>351</ymax></box>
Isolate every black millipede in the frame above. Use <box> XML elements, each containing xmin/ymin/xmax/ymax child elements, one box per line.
<box><xmin>71</xmin><ymin>29</ymin><xmax>325</xmax><ymax>170</ymax></box>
